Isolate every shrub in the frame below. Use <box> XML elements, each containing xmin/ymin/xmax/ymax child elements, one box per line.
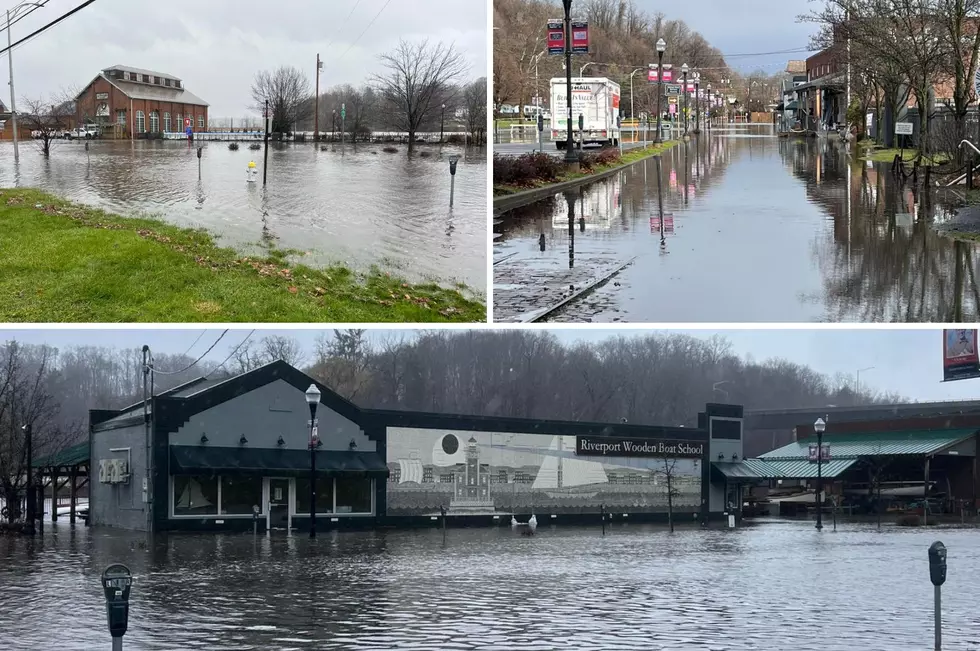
<box><xmin>228</xmin><ymin>142</ymin><xmax>240</xmax><ymax>151</ymax></box>
<box><xmin>897</xmin><ymin>514</ymin><xmax>922</xmax><ymax>527</ymax></box>
<box><xmin>383</xmin><ymin>146</ymin><xmax>399</xmax><ymax>153</ymax></box>
<box><xmin>249</xmin><ymin>143</ymin><xmax>261</xmax><ymax>151</ymax></box>
<box><xmin>595</xmin><ymin>148</ymin><xmax>621</xmax><ymax>165</ymax></box>
<box><xmin>419</xmin><ymin>150</ymin><xmax>432</xmax><ymax>158</ymax></box>
<box><xmin>493</xmin><ymin>152</ymin><xmax>564</xmax><ymax>187</ymax></box>
<box><xmin>446</xmin><ymin>134</ymin><xmax>465</xmax><ymax>145</ymax></box>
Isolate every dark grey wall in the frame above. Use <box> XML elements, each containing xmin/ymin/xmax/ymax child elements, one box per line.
<box><xmin>707</xmin><ymin>415</ymin><xmax>744</xmax><ymax>513</ymax></box>
<box><xmin>169</xmin><ymin>379</ymin><xmax>372</xmax><ymax>452</ymax></box>
<box><xmin>90</xmin><ymin>421</ymin><xmax>148</xmax><ymax>530</ymax></box>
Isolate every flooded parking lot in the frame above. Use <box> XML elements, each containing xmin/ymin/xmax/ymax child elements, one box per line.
<box><xmin>0</xmin><ymin>140</ymin><xmax>486</xmax><ymax>291</ymax></box>
<box><xmin>1</xmin><ymin>520</ymin><xmax>978</xmax><ymax>650</ymax></box>
<box><xmin>494</xmin><ymin>129</ymin><xmax>979</xmax><ymax>322</ymax></box>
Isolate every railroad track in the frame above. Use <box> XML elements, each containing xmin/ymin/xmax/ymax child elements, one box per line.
<box><xmin>515</xmin><ymin>256</ymin><xmax>637</xmax><ymax>323</ymax></box>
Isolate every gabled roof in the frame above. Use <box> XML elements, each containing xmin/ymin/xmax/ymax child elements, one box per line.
<box><xmin>75</xmin><ymin>73</ymin><xmax>209</xmax><ymax>108</ymax></box>
<box><xmin>759</xmin><ymin>429</ymin><xmax>977</xmax><ymax>460</ymax></box>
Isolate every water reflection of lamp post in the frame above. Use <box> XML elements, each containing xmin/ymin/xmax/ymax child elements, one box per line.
<box><xmin>656</xmin><ymin>38</ymin><xmax>666</xmax><ymax>144</ymax></box>
<box><xmin>563</xmin><ymin>189</ymin><xmax>576</xmax><ymax>269</ymax></box>
<box><xmin>814</xmin><ymin>417</ymin><xmax>825</xmax><ymax>530</ymax></box>
<box><xmin>681</xmin><ymin>64</ymin><xmax>689</xmax><ymax>137</ymax></box>
<box><xmin>306</xmin><ymin>384</ymin><xmax>321</xmax><ymax>539</ymax></box>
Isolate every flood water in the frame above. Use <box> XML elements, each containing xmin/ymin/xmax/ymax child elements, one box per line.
<box><xmin>2</xmin><ymin>519</ymin><xmax>979</xmax><ymax>650</ymax></box>
<box><xmin>494</xmin><ymin>128</ymin><xmax>979</xmax><ymax>322</ymax></box>
<box><xmin>0</xmin><ymin>140</ymin><xmax>486</xmax><ymax>291</ymax></box>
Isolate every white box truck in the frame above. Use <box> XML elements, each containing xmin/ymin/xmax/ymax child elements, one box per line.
<box><xmin>550</xmin><ymin>77</ymin><xmax>621</xmax><ymax>149</ymax></box>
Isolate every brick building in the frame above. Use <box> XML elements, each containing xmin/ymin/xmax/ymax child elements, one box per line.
<box><xmin>74</xmin><ymin>65</ymin><xmax>209</xmax><ymax>138</ymax></box>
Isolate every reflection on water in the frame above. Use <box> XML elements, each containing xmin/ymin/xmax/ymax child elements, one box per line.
<box><xmin>2</xmin><ymin>520</ymin><xmax>979</xmax><ymax>650</ymax></box>
<box><xmin>0</xmin><ymin>141</ymin><xmax>486</xmax><ymax>290</ymax></box>
<box><xmin>494</xmin><ymin>134</ymin><xmax>980</xmax><ymax>322</ymax></box>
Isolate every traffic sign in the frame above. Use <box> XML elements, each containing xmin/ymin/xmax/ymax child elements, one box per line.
<box><xmin>664</xmin><ymin>84</ymin><xmax>681</xmax><ymax>96</ymax></box>
<box><xmin>184</xmin><ymin>117</ymin><xmax>191</xmax><ymax>128</ymax></box>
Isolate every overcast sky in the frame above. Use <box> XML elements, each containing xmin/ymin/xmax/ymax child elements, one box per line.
<box><xmin>1</xmin><ymin>328</ymin><xmax>976</xmax><ymax>403</ymax></box>
<box><xmin>4</xmin><ymin>0</ymin><xmax>487</xmax><ymax>117</ymax></box>
<box><xmin>631</xmin><ymin>0</ymin><xmax>819</xmax><ymax>74</ymax></box>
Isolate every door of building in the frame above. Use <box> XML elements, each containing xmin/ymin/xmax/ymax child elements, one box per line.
<box><xmin>268</xmin><ymin>478</ymin><xmax>290</xmax><ymax>530</ymax></box>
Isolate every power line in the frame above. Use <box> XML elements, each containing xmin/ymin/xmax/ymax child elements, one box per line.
<box><xmin>333</xmin><ymin>0</ymin><xmax>392</xmax><ymax>64</ymax></box>
<box><xmin>0</xmin><ymin>0</ymin><xmax>98</xmax><ymax>57</ymax></box>
<box><xmin>207</xmin><ymin>330</ymin><xmax>256</xmax><ymax>378</ymax></box>
<box><xmin>151</xmin><ymin>330</ymin><xmax>229</xmax><ymax>376</ymax></box>
<box><xmin>180</xmin><ymin>330</ymin><xmax>209</xmax><ymax>358</ymax></box>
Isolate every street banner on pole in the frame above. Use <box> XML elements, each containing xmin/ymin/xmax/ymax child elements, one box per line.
<box><xmin>547</xmin><ymin>19</ymin><xmax>564</xmax><ymax>54</ymax></box>
<box><xmin>648</xmin><ymin>65</ymin><xmax>673</xmax><ymax>83</ymax></box>
<box><xmin>570</xmin><ymin>20</ymin><xmax>589</xmax><ymax>53</ymax></box>
<box><xmin>943</xmin><ymin>329</ymin><xmax>980</xmax><ymax>382</ymax></box>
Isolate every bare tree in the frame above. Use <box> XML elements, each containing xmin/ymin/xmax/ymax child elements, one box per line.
<box><xmin>464</xmin><ymin>78</ymin><xmax>487</xmax><ymax>145</ymax></box>
<box><xmin>311</xmin><ymin>330</ymin><xmax>371</xmax><ymax>400</ymax></box>
<box><xmin>250</xmin><ymin>66</ymin><xmax>312</xmax><ymax>134</ymax></box>
<box><xmin>660</xmin><ymin>456</ymin><xmax>681</xmax><ymax>532</ymax></box>
<box><xmin>935</xmin><ymin>0</ymin><xmax>980</xmax><ymax>163</ymax></box>
<box><xmin>0</xmin><ymin>342</ymin><xmax>77</xmax><ymax>524</ymax></box>
<box><xmin>18</xmin><ymin>94</ymin><xmax>75</xmax><ymax>157</ymax></box>
<box><xmin>374</xmin><ymin>39</ymin><xmax>469</xmax><ymax>152</ymax></box>
<box><xmin>258</xmin><ymin>335</ymin><xmax>305</xmax><ymax>367</ymax></box>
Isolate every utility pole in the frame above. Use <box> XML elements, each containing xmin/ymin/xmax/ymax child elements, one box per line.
<box><xmin>7</xmin><ymin>9</ymin><xmax>19</xmax><ymax>163</ymax></box>
<box><xmin>314</xmin><ymin>54</ymin><xmax>322</xmax><ymax>143</ymax></box>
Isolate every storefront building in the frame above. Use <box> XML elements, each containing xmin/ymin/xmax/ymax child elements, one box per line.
<box><xmin>88</xmin><ymin>361</ymin><xmax>746</xmax><ymax>532</ymax></box>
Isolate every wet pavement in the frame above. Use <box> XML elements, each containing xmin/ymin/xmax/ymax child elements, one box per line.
<box><xmin>2</xmin><ymin>519</ymin><xmax>979</xmax><ymax>650</ymax></box>
<box><xmin>494</xmin><ymin>128</ymin><xmax>979</xmax><ymax>322</ymax></box>
<box><xmin>0</xmin><ymin>140</ymin><xmax>486</xmax><ymax>291</ymax></box>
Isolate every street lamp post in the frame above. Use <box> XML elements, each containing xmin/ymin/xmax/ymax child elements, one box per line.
<box><xmin>693</xmin><ymin>72</ymin><xmax>701</xmax><ymax>135</ymax></box>
<box><xmin>681</xmin><ymin>64</ymin><xmax>689</xmax><ymax>137</ymax></box>
<box><xmin>23</xmin><ymin>423</ymin><xmax>33</xmax><ymax>535</ymax></box>
<box><xmin>6</xmin><ymin>3</ymin><xmax>44</xmax><ymax>164</ymax></box>
<box><xmin>706</xmin><ymin>83</ymin><xmax>712</xmax><ymax>131</ymax></box>
<box><xmin>562</xmin><ymin>0</ymin><xmax>578</xmax><ymax>167</ymax></box>
<box><xmin>814</xmin><ymin>417</ymin><xmax>826</xmax><ymax>530</ymax></box>
<box><xmin>305</xmin><ymin>384</ymin><xmax>321</xmax><ymax>539</ymax></box>
<box><xmin>332</xmin><ymin>109</ymin><xmax>336</xmax><ymax>141</ymax></box>
<box><xmin>629</xmin><ymin>68</ymin><xmax>644</xmax><ymax>121</ymax></box>
<box><xmin>656</xmin><ymin>38</ymin><xmax>666</xmax><ymax>144</ymax></box>
<box><xmin>440</xmin><ymin>103</ymin><xmax>446</xmax><ymax>143</ymax></box>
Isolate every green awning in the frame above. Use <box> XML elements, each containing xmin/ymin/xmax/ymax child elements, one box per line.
<box><xmin>713</xmin><ymin>459</ymin><xmax>780</xmax><ymax>480</ymax></box>
<box><xmin>170</xmin><ymin>445</ymin><xmax>388</xmax><ymax>476</ymax></box>
<box><xmin>785</xmin><ymin>101</ymin><xmax>799</xmax><ymax>111</ymax></box>
<box><xmin>759</xmin><ymin>458</ymin><xmax>858</xmax><ymax>479</ymax></box>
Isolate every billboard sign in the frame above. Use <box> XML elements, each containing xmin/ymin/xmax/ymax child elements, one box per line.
<box><xmin>570</xmin><ymin>21</ymin><xmax>590</xmax><ymax>53</ymax></box>
<box><xmin>943</xmin><ymin>329</ymin><xmax>980</xmax><ymax>382</ymax></box>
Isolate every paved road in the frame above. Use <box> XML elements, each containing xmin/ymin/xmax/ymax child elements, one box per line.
<box><xmin>494</xmin><ymin>139</ymin><xmax>650</xmax><ymax>157</ymax></box>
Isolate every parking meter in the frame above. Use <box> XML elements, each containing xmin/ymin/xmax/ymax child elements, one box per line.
<box><xmin>448</xmin><ymin>155</ymin><xmax>460</xmax><ymax>208</ymax></box>
<box><xmin>537</xmin><ymin>114</ymin><xmax>544</xmax><ymax>132</ymax></box>
<box><xmin>196</xmin><ymin>147</ymin><xmax>203</xmax><ymax>159</ymax></box>
<box><xmin>448</xmin><ymin>154</ymin><xmax>459</xmax><ymax>176</ymax></box>
<box><xmin>929</xmin><ymin>541</ymin><xmax>947</xmax><ymax>586</ymax></box>
<box><xmin>102</xmin><ymin>564</ymin><xmax>132</xmax><ymax>641</ymax></box>
<box><xmin>252</xmin><ymin>504</ymin><xmax>260</xmax><ymax>535</ymax></box>
<box><xmin>578</xmin><ymin>114</ymin><xmax>584</xmax><ymax>131</ymax></box>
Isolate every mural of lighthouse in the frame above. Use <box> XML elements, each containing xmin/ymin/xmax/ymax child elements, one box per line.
<box><xmin>450</xmin><ymin>436</ymin><xmax>495</xmax><ymax>514</ymax></box>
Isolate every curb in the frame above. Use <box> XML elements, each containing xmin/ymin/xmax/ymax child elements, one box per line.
<box><xmin>493</xmin><ymin>142</ymin><xmax>681</xmax><ymax>213</ymax></box>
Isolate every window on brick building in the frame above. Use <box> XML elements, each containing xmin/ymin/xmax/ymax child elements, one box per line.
<box><xmin>175</xmin><ymin>80</ymin><xmax>182</xmax><ymax>89</ymax></box>
<box><xmin>136</xmin><ymin>110</ymin><xmax>145</xmax><ymax>133</ymax></box>
<box><xmin>116</xmin><ymin>110</ymin><xmax>126</xmax><ymax>126</ymax></box>
<box><xmin>176</xmin><ymin>114</ymin><xmax>182</xmax><ymax>130</ymax></box>
<box><xmin>149</xmin><ymin>111</ymin><xmax>159</xmax><ymax>133</ymax></box>
<box><xmin>165</xmin><ymin>79</ymin><xmax>171</xmax><ymax>87</ymax></box>
<box><xmin>164</xmin><ymin>112</ymin><xmax>171</xmax><ymax>132</ymax></box>
<box><xmin>154</xmin><ymin>76</ymin><xmax>160</xmax><ymax>85</ymax></box>
<box><xmin>198</xmin><ymin>115</ymin><xmax>204</xmax><ymax>129</ymax></box>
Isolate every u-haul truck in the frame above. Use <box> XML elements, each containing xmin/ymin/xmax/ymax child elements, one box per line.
<box><xmin>550</xmin><ymin>77</ymin><xmax>621</xmax><ymax>149</ymax></box>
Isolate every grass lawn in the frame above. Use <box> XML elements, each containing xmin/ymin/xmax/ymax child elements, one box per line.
<box><xmin>858</xmin><ymin>144</ymin><xmax>950</xmax><ymax>166</ymax></box>
<box><xmin>493</xmin><ymin>140</ymin><xmax>681</xmax><ymax>197</ymax></box>
<box><xmin>0</xmin><ymin>188</ymin><xmax>485</xmax><ymax>323</ymax></box>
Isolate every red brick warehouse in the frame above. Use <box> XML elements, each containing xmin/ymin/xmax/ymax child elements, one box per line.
<box><xmin>74</xmin><ymin>65</ymin><xmax>209</xmax><ymax>138</ymax></box>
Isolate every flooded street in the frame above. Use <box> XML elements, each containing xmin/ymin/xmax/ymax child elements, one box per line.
<box><xmin>494</xmin><ymin>128</ymin><xmax>979</xmax><ymax>322</ymax></box>
<box><xmin>0</xmin><ymin>140</ymin><xmax>486</xmax><ymax>291</ymax></box>
<box><xmin>2</xmin><ymin>520</ymin><xmax>979</xmax><ymax>650</ymax></box>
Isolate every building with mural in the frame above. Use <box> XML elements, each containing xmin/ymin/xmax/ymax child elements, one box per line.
<box><xmin>86</xmin><ymin>360</ymin><xmax>747</xmax><ymax>533</ymax></box>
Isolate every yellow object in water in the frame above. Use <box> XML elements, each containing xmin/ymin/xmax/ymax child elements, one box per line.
<box><xmin>248</xmin><ymin>161</ymin><xmax>257</xmax><ymax>169</ymax></box>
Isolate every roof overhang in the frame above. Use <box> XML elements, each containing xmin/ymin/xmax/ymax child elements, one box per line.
<box><xmin>170</xmin><ymin>445</ymin><xmax>388</xmax><ymax>476</ymax></box>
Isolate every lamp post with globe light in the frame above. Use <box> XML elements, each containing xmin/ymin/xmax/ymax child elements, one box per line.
<box><xmin>814</xmin><ymin>417</ymin><xmax>826</xmax><ymax>530</ymax></box>
<box><xmin>306</xmin><ymin>384</ymin><xmax>321</xmax><ymax>538</ymax></box>
<box><xmin>655</xmin><ymin>38</ymin><xmax>666</xmax><ymax>143</ymax></box>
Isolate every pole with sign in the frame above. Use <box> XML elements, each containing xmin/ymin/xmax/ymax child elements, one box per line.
<box><xmin>537</xmin><ymin>113</ymin><xmax>544</xmax><ymax>152</ymax></box>
<box><xmin>341</xmin><ymin>103</ymin><xmax>346</xmax><ymax>153</ymax></box>
<box><xmin>314</xmin><ymin>54</ymin><xmax>322</xmax><ymax>143</ymax></box>
<box><xmin>263</xmin><ymin>100</ymin><xmax>270</xmax><ymax>186</ymax></box>
<box><xmin>561</xmin><ymin>0</ymin><xmax>577</xmax><ymax>166</ymax></box>
<box><xmin>975</xmin><ymin>67</ymin><xmax>980</xmax><ymax>146</ymax></box>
